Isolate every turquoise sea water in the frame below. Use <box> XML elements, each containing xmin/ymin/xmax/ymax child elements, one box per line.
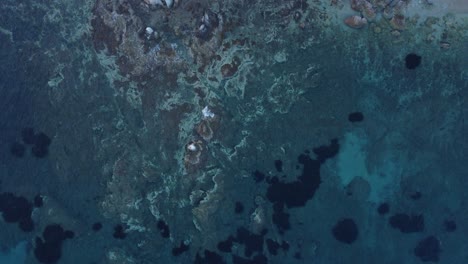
<box><xmin>0</xmin><ymin>0</ymin><xmax>467</xmax><ymax>263</ymax></box>
<box><xmin>0</xmin><ymin>241</ymin><xmax>27</xmax><ymax>264</ymax></box>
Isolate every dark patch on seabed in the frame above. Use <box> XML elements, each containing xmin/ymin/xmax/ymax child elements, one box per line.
<box><xmin>0</xmin><ymin>0</ymin><xmax>467</xmax><ymax>263</ymax></box>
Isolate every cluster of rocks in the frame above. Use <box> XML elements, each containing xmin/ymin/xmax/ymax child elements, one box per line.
<box><xmin>344</xmin><ymin>0</ymin><xmax>408</xmax><ymax>30</ymax></box>
<box><xmin>184</xmin><ymin>106</ymin><xmax>220</xmax><ymax>172</ymax></box>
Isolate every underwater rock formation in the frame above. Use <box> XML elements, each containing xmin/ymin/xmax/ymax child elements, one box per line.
<box><xmin>344</xmin><ymin>16</ymin><xmax>368</xmax><ymax>29</ymax></box>
<box><xmin>184</xmin><ymin>140</ymin><xmax>205</xmax><ymax>171</ymax></box>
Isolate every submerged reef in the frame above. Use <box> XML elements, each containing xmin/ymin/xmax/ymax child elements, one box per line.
<box><xmin>332</xmin><ymin>218</ymin><xmax>359</xmax><ymax>244</ymax></box>
<box><xmin>9</xmin><ymin>128</ymin><xmax>52</xmax><ymax>158</ymax></box>
<box><xmin>66</xmin><ymin>0</ymin><xmax>468</xmax><ymax>262</ymax></box>
<box><xmin>33</xmin><ymin>224</ymin><xmax>75</xmax><ymax>264</ymax></box>
<box><xmin>414</xmin><ymin>236</ymin><xmax>441</xmax><ymax>262</ymax></box>
<box><xmin>0</xmin><ymin>193</ymin><xmax>35</xmax><ymax>232</ymax></box>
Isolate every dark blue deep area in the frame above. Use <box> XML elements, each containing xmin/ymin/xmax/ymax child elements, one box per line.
<box><xmin>0</xmin><ymin>57</ymin><xmax>30</xmax><ymax>264</ymax></box>
<box><xmin>0</xmin><ymin>22</ymin><xmax>58</xmax><ymax>263</ymax></box>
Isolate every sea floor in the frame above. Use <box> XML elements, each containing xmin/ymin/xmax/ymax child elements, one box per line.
<box><xmin>0</xmin><ymin>0</ymin><xmax>467</xmax><ymax>263</ymax></box>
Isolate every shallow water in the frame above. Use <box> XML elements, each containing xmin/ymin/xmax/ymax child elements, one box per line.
<box><xmin>0</xmin><ymin>0</ymin><xmax>467</xmax><ymax>263</ymax></box>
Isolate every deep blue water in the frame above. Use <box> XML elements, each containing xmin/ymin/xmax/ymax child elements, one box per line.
<box><xmin>0</xmin><ymin>0</ymin><xmax>467</xmax><ymax>264</ymax></box>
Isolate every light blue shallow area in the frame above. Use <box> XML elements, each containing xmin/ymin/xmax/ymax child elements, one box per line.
<box><xmin>0</xmin><ymin>241</ymin><xmax>27</xmax><ymax>264</ymax></box>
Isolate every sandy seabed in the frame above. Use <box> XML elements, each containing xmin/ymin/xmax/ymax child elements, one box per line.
<box><xmin>405</xmin><ymin>0</ymin><xmax>468</xmax><ymax>17</ymax></box>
